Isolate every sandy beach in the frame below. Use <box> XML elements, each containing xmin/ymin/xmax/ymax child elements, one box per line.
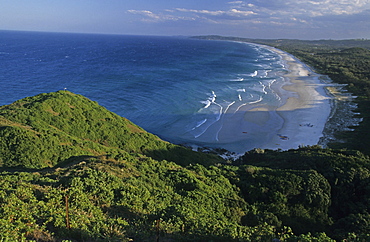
<box><xmin>262</xmin><ymin>46</ymin><xmax>331</xmax><ymax>150</ymax></box>
<box><xmin>190</xmin><ymin>45</ymin><xmax>332</xmax><ymax>153</ymax></box>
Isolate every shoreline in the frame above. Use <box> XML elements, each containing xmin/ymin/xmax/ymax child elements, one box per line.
<box><xmin>177</xmin><ymin>42</ymin><xmax>346</xmax><ymax>155</ymax></box>
<box><xmin>189</xmin><ymin>44</ymin><xmax>334</xmax><ymax>154</ymax></box>
<box><xmin>261</xmin><ymin>46</ymin><xmax>332</xmax><ymax>150</ymax></box>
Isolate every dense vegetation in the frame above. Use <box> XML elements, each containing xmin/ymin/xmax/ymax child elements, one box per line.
<box><xmin>1</xmin><ymin>36</ymin><xmax>370</xmax><ymax>241</ymax></box>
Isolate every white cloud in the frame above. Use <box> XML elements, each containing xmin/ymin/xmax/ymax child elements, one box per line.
<box><xmin>175</xmin><ymin>8</ymin><xmax>224</xmax><ymax>16</ymax></box>
<box><xmin>128</xmin><ymin>9</ymin><xmax>194</xmax><ymax>22</ymax></box>
<box><xmin>228</xmin><ymin>1</ymin><xmax>244</xmax><ymax>4</ymax></box>
<box><xmin>128</xmin><ymin>0</ymin><xmax>370</xmax><ymax>30</ymax></box>
<box><xmin>229</xmin><ymin>9</ymin><xmax>256</xmax><ymax>16</ymax></box>
<box><xmin>127</xmin><ymin>10</ymin><xmax>161</xmax><ymax>20</ymax></box>
<box><xmin>174</xmin><ymin>8</ymin><xmax>256</xmax><ymax>17</ymax></box>
<box><xmin>270</xmin><ymin>0</ymin><xmax>370</xmax><ymax>16</ymax></box>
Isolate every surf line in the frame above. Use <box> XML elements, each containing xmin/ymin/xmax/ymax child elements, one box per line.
<box><xmin>191</xmin><ymin>119</ymin><xmax>207</xmax><ymax>130</ymax></box>
<box><xmin>193</xmin><ymin>101</ymin><xmax>223</xmax><ymax>139</ymax></box>
<box><xmin>215</xmin><ymin>101</ymin><xmax>236</xmax><ymax>141</ymax></box>
<box><xmin>193</xmin><ymin>91</ymin><xmax>223</xmax><ymax>139</ymax></box>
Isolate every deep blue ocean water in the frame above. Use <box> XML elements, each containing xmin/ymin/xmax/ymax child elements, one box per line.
<box><xmin>0</xmin><ymin>31</ymin><xmax>286</xmax><ymax>152</ymax></box>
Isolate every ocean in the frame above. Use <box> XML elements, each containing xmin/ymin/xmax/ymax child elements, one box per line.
<box><xmin>0</xmin><ymin>31</ymin><xmax>288</xmax><ymax>152</ymax></box>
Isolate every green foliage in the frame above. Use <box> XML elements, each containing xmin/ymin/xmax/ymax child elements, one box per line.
<box><xmin>222</xmin><ymin>164</ymin><xmax>332</xmax><ymax>234</ymax></box>
<box><xmin>0</xmin><ymin>157</ymin><xmax>254</xmax><ymax>241</ymax></box>
<box><xmin>238</xmin><ymin>146</ymin><xmax>370</xmax><ymax>240</ymax></box>
<box><xmin>2</xmin><ymin>91</ymin><xmax>370</xmax><ymax>241</ymax></box>
<box><xmin>286</xmin><ymin>232</ymin><xmax>335</xmax><ymax>242</ymax></box>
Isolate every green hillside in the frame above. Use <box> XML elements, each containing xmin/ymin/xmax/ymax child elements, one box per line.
<box><xmin>1</xmin><ymin>91</ymin><xmax>370</xmax><ymax>241</ymax></box>
<box><xmin>0</xmin><ymin>91</ymin><xmax>221</xmax><ymax>168</ymax></box>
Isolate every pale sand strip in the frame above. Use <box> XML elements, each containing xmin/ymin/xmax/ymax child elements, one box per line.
<box><xmin>262</xmin><ymin>46</ymin><xmax>331</xmax><ymax>150</ymax></box>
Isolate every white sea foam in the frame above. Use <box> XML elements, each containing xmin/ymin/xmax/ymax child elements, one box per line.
<box><xmin>259</xmin><ymin>81</ymin><xmax>268</xmax><ymax>94</ymax></box>
<box><xmin>194</xmin><ymin>92</ymin><xmax>224</xmax><ymax>139</ymax></box>
<box><xmin>212</xmin><ymin>101</ymin><xmax>236</xmax><ymax>141</ymax></box>
<box><xmin>201</xmin><ymin>91</ymin><xmax>217</xmax><ymax>108</ymax></box>
<box><xmin>225</xmin><ymin>101</ymin><xmax>236</xmax><ymax>113</ymax></box>
<box><xmin>202</xmin><ymin>100</ymin><xmax>212</xmax><ymax>109</ymax></box>
<box><xmin>192</xmin><ymin>119</ymin><xmax>207</xmax><ymax>130</ymax></box>
<box><xmin>230</xmin><ymin>77</ymin><xmax>244</xmax><ymax>82</ymax></box>
<box><xmin>269</xmin><ymin>79</ymin><xmax>277</xmax><ymax>86</ymax></box>
<box><xmin>248</xmin><ymin>96</ymin><xmax>263</xmax><ymax>104</ymax></box>
<box><xmin>215</xmin><ymin>102</ymin><xmax>223</xmax><ymax>122</ymax></box>
<box><xmin>258</xmin><ymin>70</ymin><xmax>271</xmax><ymax>78</ymax></box>
<box><xmin>211</xmin><ymin>91</ymin><xmax>216</xmax><ymax>102</ymax></box>
<box><xmin>193</xmin><ymin>105</ymin><xmax>222</xmax><ymax>139</ymax></box>
<box><xmin>249</xmin><ymin>70</ymin><xmax>258</xmax><ymax>77</ymax></box>
<box><xmin>249</xmin><ymin>84</ymin><xmax>266</xmax><ymax>95</ymax></box>
<box><xmin>194</xmin><ymin>130</ymin><xmax>206</xmax><ymax>138</ymax></box>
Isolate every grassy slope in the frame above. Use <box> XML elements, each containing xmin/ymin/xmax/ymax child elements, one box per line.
<box><xmin>0</xmin><ymin>91</ymin><xmax>221</xmax><ymax>168</ymax></box>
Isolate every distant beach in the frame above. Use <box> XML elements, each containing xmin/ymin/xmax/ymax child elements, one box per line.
<box><xmin>262</xmin><ymin>46</ymin><xmax>332</xmax><ymax>150</ymax></box>
<box><xmin>191</xmin><ymin>44</ymin><xmax>333</xmax><ymax>153</ymax></box>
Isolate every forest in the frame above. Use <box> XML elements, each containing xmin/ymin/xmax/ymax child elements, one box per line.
<box><xmin>1</xmin><ymin>36</ymin><xmax>370</xmax><ymax>241</ymax></box>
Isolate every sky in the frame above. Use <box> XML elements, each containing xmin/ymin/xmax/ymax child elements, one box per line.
<box><xmin>1</xmin><ymin>0</ymin><xmax>369</xmax><ymax>39</ymax></box>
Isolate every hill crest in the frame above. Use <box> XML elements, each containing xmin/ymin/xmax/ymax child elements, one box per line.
<box><xmin>0</xmin><ymin>91</ymin><xmax>220</xmax><ymax>168</ymax></box>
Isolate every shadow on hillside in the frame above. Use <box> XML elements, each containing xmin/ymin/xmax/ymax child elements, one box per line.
<box><xmin>48</xmin><ymin>226</ymin><xmax>238</xmax><ymax>242</ymax></box>
<box><xmin>0</xmin><ymin>155</ymin><xmax>102</xmax><ymax>174</ymax></box>
<box><xmin>143</xmin><ymin>145</ymin><xmax>223</xmax><ymax>167</ymax></box>
<box><xmin>99</xmin><ymin>204</ymin><xmax>242</xmax><ymax>242</ymax></box>
<box><xmin>54</xmin><ymin>155</ymin><xmax>100</xmax><ymax>168</ymax></box>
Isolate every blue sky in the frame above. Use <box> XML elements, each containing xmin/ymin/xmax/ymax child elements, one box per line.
<box><xmin>1</xmin><ymin>0</ymin><xmax>369</xmax><ymax>39</ymax></box>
